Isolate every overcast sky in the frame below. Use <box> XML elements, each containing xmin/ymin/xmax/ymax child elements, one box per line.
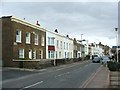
<box><xmin>1</xmin><ymin>1</ymin><xmax>118</xmax><ymax>47</ymax></box>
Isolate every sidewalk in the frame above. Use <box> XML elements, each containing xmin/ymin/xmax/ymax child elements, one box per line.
<box><xmin>82</xmin><ymin>65</ymin><xmax>110</xmax><ymax>88</ymax></box>
<box><xmin>2</xmin><ymin>60</ymin><xmax>90</xmax><ymax>72</ymax></box>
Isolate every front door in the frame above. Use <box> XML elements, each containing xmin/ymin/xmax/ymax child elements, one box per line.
<box><xmin>29</xmin><ymin>49</ymin><xmax>32</xmax><ymax>59</ymax></box>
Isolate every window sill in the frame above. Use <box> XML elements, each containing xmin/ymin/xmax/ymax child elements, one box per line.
<box><xmin>26</xmin><ymin>43</ymin><xmax>31</xmax><ymax>45</ymax></box>
<box><xmin>16</xmin><ymin>41</ymin><xmax>22</xmax><ymax>43</ymax></box>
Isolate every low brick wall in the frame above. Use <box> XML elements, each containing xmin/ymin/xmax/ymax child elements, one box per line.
<box><xmin>11</xmin><ymin>58</ymin><xmax>84</xmax><ymax>69</ymax></box>
<box><xmin>12</xmin><ymin>61</ymin><xmax>40</xmax><ymax>69</ymax></box>
<box><xmin>110</xmin><ymin>71</ymin><xmax>120</xmax><ymax>88</ymax></box>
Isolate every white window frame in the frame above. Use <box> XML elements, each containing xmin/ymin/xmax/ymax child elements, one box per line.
<box><xmin>59</xmin><ymin>51</ymin><xmax>61</xmax><ymax>58</ymax></box>
<box><xmin>35</xmin><ymin>34</ymin><xmax>38</xmax><ymax>45</ymax></box>
<box><xmin>48</xmin><ymin>51</ymin><xmax>51</xmax><ymax>59</ymax></box>
<box><xmin>40</xmin><ymin>50</ymin><xmax>43</xmax><ymax>59</ymax></box>
<box><xmin>51</xmin><ymin>38</ymin><xmax>54</xmax><ymax>45</ymax></box>
<box><xmin>48</xmin><ymin>37</ymin><xmax>54</xmax><ymax>45</ymax></box>
<box><xmin>33</xmin><ymin>50</ymin><xmax>36</xmax><ymax>59</ymax></box>
<box><xmin>67</xmin><ymin>43</ymin><xmax>68</xmax><ymax>50</ymax></box>
<box><xmin>48</xmin><ymin>37</ymin><xmax>50</xmax><ymax>45</ymax></box>
<box><xmin>48</xmin><ymin>51</ymin><xmax>54</xmax><ymax>59</ymax></box>
<box><xmin>51</xmin><ymin>51</ymin><xmax>54</xmax><ymax>58</ymax></box>
<box><xmin>57</xmin><ymin>40</ymin><xmax>59</xmax><ymax>48</ymax></box>
<box><xmin>41</xmin><ymin>35</ymin><xmax>45</xmax><ymax>46</ymax></box>
<box><xmin>56</xmin><ymin>51</ymin><xmax>57</xmax><ymax>59</ymax></box>
<box><xmin>16</xmin><ymin>30</ymin><xmax>21</xmax><ymax>43</ymax></box>
<box><xmin>60</xmin><ymin>41</ymin><xmax>62</xmax><ymax>49</ymax></box>
<box><xmin>29</xmin><ymin>49</ymin><xmax>32</xmax><ymax>59</ymax></box>
<box><xmin>26</xmin><ymin>32</ymin><xmax>30</xmax><ymax>44</ymax></box>
<box><xmin>19</xmin><ymin>49</ymin><xmax>24</xmax><ymax>59</ymax></box>
<box><xmin>64</xmin><ymin>42</ymin><xmax>65</xmax><ymax>49</ymax></box>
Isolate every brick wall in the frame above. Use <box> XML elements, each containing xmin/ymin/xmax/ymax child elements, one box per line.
<box><xmin>2</xmin><ymin>16</ymin><xmax>46</xmax><ymax>68</ymax></box>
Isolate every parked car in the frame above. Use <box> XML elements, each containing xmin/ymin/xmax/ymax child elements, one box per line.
<box><xmin>92</xmin><ymin>55</ymin><xmax>99</xmax><ymax>60</ymax></box>
<box><xmin>92</xmin><ymin>57</ymin><xmax>100</xmax><ymax>63</ymax></box>
<box><xmin>101</xmin><ymin>56</ymin><xmax>111</xmax><ymax>65</ymax></box>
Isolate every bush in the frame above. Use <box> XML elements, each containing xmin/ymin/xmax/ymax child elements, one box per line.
<box><xmin>107</xmin><ymin>61</ymin><xmax>119</xmax><ymax>71</ymax></box>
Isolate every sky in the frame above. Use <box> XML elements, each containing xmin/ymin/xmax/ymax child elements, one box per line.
<box><xmin>1</xmin><ymin>0</ymin><xmax>119</xmax><ymax>47</ymax></box>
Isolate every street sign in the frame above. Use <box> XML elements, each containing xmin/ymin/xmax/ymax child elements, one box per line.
<box><xmin>112</xmin><ymin>46</ymin><xmax>120</xmax><ymax>48</ymax></box>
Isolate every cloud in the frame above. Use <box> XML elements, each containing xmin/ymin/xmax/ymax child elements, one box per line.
<box><xmin>1</xmin><ymin>2</ymin><xmax>118</xmax><ymax>46</ymax></box>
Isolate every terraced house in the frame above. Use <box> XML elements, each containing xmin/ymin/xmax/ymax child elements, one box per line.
<box><xmin>1</xmin><ymin>16</ymin><xmax>107</xmax><ymax>68</ymax></box>
<box><xmin>2</xmin><ymin>16</ymin><xmax>46</xmax><ymax>68</ymax></box>
<box><xmin>46</xmin><ymin>29</ymin><xmax>74</xmax><ymax>63</ymax></box>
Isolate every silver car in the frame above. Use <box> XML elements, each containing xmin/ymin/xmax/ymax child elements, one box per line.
<box><xmin>101</xmin><ymin>56</ymin><xmax>111</xmax><ymax>65</ymax></box>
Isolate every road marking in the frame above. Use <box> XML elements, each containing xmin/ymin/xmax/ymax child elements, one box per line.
<box><xmin>55</xmin><ymin>71</ymin><xmax>70</xmax><ymax>78</ymax></box>
<box><xmin>55</xmin><ymin>62</ymin><xmax>86</xmax><ymax>71</ymax></box>
<box><xmin>39</xmin><ymin>69</ymin><xmax>47</xmax><ymax>71</ymax></box>
<box><xmin>66</xmin><ymin>72</ymin><xmax>70</xmax><ymax>74</ymax></box>
<box><xmin>55</xmin><ymin>73</ymin><xmax>65</xmax><ymax>78</ymax></box>
<box><xmin>56</xmin><ymin>68</ymin><xmax>66</xmax><ymax>71</ymax></box>
<box><xmin>20</xmin><ymin>81</ymin><xmax>43</xmax><ymax>90</ymax></box>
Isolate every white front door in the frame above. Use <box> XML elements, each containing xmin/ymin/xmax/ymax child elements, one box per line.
<box><xmin>29</xmin><ymin>49</ymin><xmax>32</xmax><ymax>59</ymax></box>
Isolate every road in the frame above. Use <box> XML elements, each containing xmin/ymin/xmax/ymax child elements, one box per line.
<box><xmin>2</xmin><ymin>60</ymin><xmax>101</xmax><ymax>89</ymax></box>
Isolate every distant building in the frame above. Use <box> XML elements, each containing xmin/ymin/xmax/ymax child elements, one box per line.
<box><xmin>89</xmin><ymin>42</ymin><xmax>104</xmax><ymax>57</ymax></box>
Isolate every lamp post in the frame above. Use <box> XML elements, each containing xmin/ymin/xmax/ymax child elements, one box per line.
<box><xmin>81</xmin><ymin>34</ymin><xmax>83</xmax><ymax>43</ymax></box>
<box><xmin>115</xmin><ymin>28</ymin><xmax>118</xmax><ymax>62</ymax></box>
<box><xmin>80</xmin><ymin>34</ymin><xmax>83</xmax><ymax>59</ymax></box>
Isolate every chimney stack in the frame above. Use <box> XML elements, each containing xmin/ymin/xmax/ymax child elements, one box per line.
<box><xmin>66</xmin><ymin>35</ymin><xmax>69</xmax><ymax>38</ymax></box>
<box><xmin>36</xmin><ymin>21</ymin><xmax>40</xmax><ymax>26</ymax></box>
<box><xmin>55</xmin><ymin>29</ymin><xmax>58</xmax><ymax>33</ymax></box>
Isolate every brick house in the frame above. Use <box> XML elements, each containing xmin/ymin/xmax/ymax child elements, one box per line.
<box><xmin>2</xmin><ymin>16</ymin><xmax>46</xmax><ymax>68</ymax></box>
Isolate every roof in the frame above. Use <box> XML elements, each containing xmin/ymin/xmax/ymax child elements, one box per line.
<box><xmin>2</xmin><ymin>16</ymin><xmax>46</xmax><ymax>32</ymax></box>
<box><xmin>2</xmin><ymin>16</ymin><xmax>74</xmax><ymax>41</ymax></box>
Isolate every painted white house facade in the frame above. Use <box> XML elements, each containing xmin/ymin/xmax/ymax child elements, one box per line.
<box><xmin>46</xmin><ymin>30</ymin><xmax>74</xmax><ymax>60</ymax></box>
<box><xmin>46</xmin><ymin>30</ymin><xmax>56</xmax><ymax>60</ymax></box>
<box><xmin>63</xmin><ymin>36</ymin><xmax>73</xmax><ymax>59</ymax></box>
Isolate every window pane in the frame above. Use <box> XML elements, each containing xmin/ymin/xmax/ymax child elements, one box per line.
<box><xmin>48</xmin><ymin>51</ymin><xmax>50</xmax><ymax>58</ymax></box>
<box><xmin>35</xmin><ymin>34</ymin><xmax>38</xmax><ymax>45</ymax></box>
<box><xmin>61</xmin><ymin>41</ymin><xmax>62</xmax><ymax>49</ymax></box>
<box><xmin>26</xmin><ymin>32</ymin><xmax>30</xmax><ymax>43</ymax></box>
<box><xmin>40</xmin><ymin>50</ymin><xmax>43</xmax><ymax>59</ymax></box>
<box><xmin>48</xmin><ymin>37</ymin><xmax>50</xmax><ymax>45</ymax></box>
<box><xmin>16</xmin><ymin>30</ymin><xmax>21</xmax><ymax>42</ymax></box>
<box><xmin>41</xmin><ymin>36</ymin><xmax>44</xmax><ymax>46</ymax></box>
<box><xmin>19</xmin><ymin>49</ymin><xmax>24</xmax><ymax>58</ymax></box>
<box><xmin>57</xmin><ymin>40</ymin><xmax>59</xmax><ymax>48</ymax></box>
<box><xmin>33</xmin><ymin>50</ymin><xmax>36</xmax><ymax>59</ymax></box>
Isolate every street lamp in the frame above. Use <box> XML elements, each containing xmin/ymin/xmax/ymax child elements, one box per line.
<box><xmin>80</xmin><ymin>34</ymin><xmax>83</xmax><ymax>57</ymax></box>
<box><xmin>115</xmin><ymin>28</ymin><xmax>118</xmax><ymax>62</ymax></box>
<box><xmin>81</xmin><ymin>34</ymin><xmax>83</xmax><ymax>43</ymax></box>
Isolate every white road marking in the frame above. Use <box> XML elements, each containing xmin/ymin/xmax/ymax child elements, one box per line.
<box><xmin>55</xmin><ymin>71</ymin><xmax>70</xmax><ymax>78</ymax></box>
<box><xmin>66</xmin><ymin>72</ymin><xmax>70</xmax><ymax>74</ymax></box>
<box><xmin>39</xmin><ymin>69</ymin><xmax>47</xmax><ymax>71</ymax></box>
<box><xmin>55</xmin><ymin>73</ymin><xmax>65</xmax><ymax>78</ymax></box>
<box><xmin>20</xmin><ymin>81</ymin><xmax>43</xmax><ymax>90</ymax></box>
<box><xmin>56</xmin><ymin>68</ymin><xmax>65</xmax><ymax>71</ymax></box>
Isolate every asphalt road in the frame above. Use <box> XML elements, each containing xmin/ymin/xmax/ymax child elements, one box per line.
<box><xmin>2</xmin><ymin>60</ymin><xmax>101</xmax><ymax>89</ymax></box>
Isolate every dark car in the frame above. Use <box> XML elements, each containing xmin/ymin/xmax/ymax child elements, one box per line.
<box><xmin>92</xmin><ymin>57</ymin><xmax>100</xmax><ymax>63</ymax></box>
